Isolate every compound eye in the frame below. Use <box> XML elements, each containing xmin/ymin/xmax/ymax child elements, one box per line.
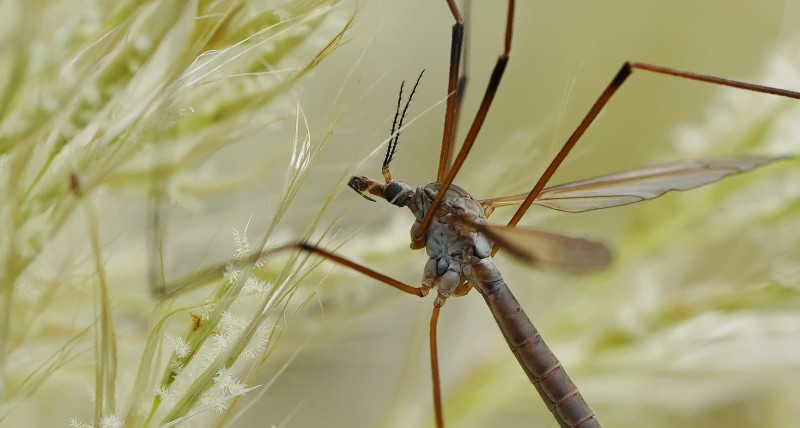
<box><xmin>384</xmin><ymin>181</ymin><xmax>409</xmax><ymax>206</ymax></box>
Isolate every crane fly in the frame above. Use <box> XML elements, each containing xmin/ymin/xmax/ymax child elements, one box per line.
<box><xmin>270</xmin><ymin>1</ymin><xmax>800</xmax><ymax>426</ymax></box>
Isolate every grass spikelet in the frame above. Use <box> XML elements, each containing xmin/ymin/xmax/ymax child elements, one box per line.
<box><xmin>0</xmin><ymin>1</ymin><xmax>353</xmax><ymax>427</ymax></box>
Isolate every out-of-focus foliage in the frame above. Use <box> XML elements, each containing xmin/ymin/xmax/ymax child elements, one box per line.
<box><xmin>3</xmin><ymin>0</ymin><xmax>800</xmax><ymax>428</ymax></box>
<box><xmin>0</xmin><ymin>0</ymin><xmax>351</xmax><ymax>427</ymax></box>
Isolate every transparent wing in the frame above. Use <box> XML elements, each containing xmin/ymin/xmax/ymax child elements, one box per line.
<box><xmin>480</xmin><ymin>156</ymin><xmax>786</xmax><ymax>213</ymax></box>
<box><xmin>461</xmin><ymin>217</ymin><xmax>612</xmax><ymax>271</ymax></box>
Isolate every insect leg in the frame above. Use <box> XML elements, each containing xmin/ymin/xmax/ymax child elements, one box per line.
<box><xmin>418</xmin><ymin>0</ymin><xmax>516</xmax><ymax>240</ymax></box>
<box><xmin>496</xmin><ymin>62</ymin><xmax>800</xmax><ymax>256</ymax></box>
<box><xmin>162</xmin><ymin>242</ymin><xmax>429</xmax><ymax>298</ymax></box>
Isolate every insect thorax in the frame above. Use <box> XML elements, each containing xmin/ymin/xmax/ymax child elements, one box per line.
<box><xmin>411</xmin><ymin>183</ymin><xmax>490</xmax><ymax>259</ymax></box>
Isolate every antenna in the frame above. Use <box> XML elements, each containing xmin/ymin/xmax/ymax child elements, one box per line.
<box><xmin>382</xmin><ymin>69</ymin><xmax>425</xmax><ymax>182</ymax></box>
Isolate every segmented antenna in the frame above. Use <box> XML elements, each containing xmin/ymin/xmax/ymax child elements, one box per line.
<box><xmin>383</xmin><ymin>70</ymin><xmax>425</xmax><ymax>178</ymax></box>
<box><xmin>385</xmin><ymin>80</ymin><xmax>406</xmax><ymax>168</ymax></box>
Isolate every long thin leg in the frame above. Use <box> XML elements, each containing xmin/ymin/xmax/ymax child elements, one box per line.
<box><xmin>162</xmin><ymin>242</ymin><xmax>442</xmax><ymax>422</ymax></box>
<box><xmin>459</xmin><ymin>0</ymin><xmax>471</xmax><ymax>97</ymax></box>
<box><xmin>293</xmin><ymin>242</ymin><xmax>428</xmax><ymax>296</ymax></box>
<box><xmin>162</xmin><ymin>242</ymin><xmax>429</xmax><ymax>298</ymax></box>
<box><xmin>430</xmin><ymin>305</ymin><xmax>444</xmax><ymax>428</ymax></box>
<box><xmin>496</xmin><ymin>61</ymin><xmax>800</xmax><ymax>247</ymax></box>
<box><xmin>438</xmin><ymin>0</ymin><xmax>471</xmax><ymax>183</ymax></box>
<box><xmin>420</xmin><ymin>0</ymin><xmax>516</xmax><ymax>240</ymax></box>
<box><xmin>437</xmin><ymin>0</ymin><xmax>464</xmax><ymax>182</ymax></box>
<box><xmin>281</xmin><ymin>243</ymin><xmax>446</xmax><ymax>426</ymax></box>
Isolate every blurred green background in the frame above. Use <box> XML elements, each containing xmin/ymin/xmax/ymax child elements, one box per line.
<box><xmin>275</xmin><ymin>1</ymin><xmax>800</xmax><ymax>427</ymax></box>
<box><xmin>2</xmin><ymin>1</ymin><xmax>800</xmax><ymax>427</ymax></box>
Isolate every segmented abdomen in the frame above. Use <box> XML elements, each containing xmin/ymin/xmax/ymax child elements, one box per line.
<box><xmin>469</xmin><ymin>259</ymin><xmax>601</xmax><ymax>428</ymax></box>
